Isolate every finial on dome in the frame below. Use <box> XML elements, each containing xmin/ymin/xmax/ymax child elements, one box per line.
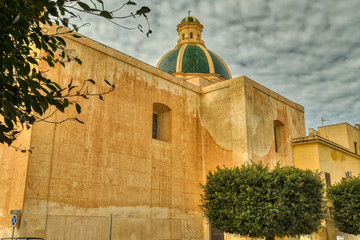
<box><xmin>188</xmin><ymin>10</ymin><xmax>191</xmax><ymax>16</ymax></box>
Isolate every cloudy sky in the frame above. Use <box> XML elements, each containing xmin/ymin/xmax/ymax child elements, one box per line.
<box><xmin>74</xmin><ymin>0</ymin><xmax>360</xmax><ymax>131</ymax></box>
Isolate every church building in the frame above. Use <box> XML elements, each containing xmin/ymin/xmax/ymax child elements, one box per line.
<box><xmin>1</xmin><ymin>16</ymin><xmax>352</xmax><ymax>240</ymax></box>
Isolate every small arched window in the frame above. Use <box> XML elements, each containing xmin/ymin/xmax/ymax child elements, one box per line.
<box><xmin>182</xmin><ymin>33</ymin><xmax>185</xmax><ymax>40</ymax></box>
<box><xmin>190</xmin><ymin>32</ymin><xmax>193</xmax><ymax>39</ymax></box>
<box><xmin>274</xmin><ymin>120</ymin><xmax>285</xmax><ymax>153</ymax></box>
<box><xmin>152</xmin><ymin>103</ymin><xmax>171</xmax><ymax>141</ymax></box>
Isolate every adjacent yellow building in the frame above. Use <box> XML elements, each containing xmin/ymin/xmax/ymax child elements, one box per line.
<box><xmin>293</xmin><ymin>123</ymin><xmax>360</xmax><ymax>240</ymax></box>
<box><xmin>0</xmin><ymin>16</ymin><xmax>358</xmax><ymax>240</ymax></box>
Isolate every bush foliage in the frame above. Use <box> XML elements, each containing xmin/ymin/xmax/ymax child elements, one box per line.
<box><xmin>200</xmin><ymin>163</ymin><xmax>325</xmax><ymax>240</ymax></box>
<box><xmin>327</xmin><ymin>176</ymin><xmax>360</xmax><ymax>235</ymax></box>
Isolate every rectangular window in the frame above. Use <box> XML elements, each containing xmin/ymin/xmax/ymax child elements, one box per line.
<box><xmin>152</xmin><ymin>113</ymin><xmax>158</xmax><ymax>139</ymax></box>
<box><xmin>274</xmin><ymin>127</ymin><xmax>278</xmax><ymax>153</ymax></box>
<box><xmin>354</xmin><ymin>142</ymin><xmax>358</xmax><ymax>155</ymax></box>
<box><xmin>273</xmin><ymin>120</ymin><xmax>285</xmax><ymax>153</ymax></box>
<box><xmin>325</xmin><ymin>172</ymin><xmax>331</xmax><ymax>187</ymax></box>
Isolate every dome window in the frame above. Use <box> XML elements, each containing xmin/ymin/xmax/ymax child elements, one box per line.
<box><xmin>190</xmin><ymin>32</ymin><xmax>193</xmax><ymax>39</ymax></box>
<box><xmin>182</xmin><ymin>33</ymin><xmax>185</xmax><ymax>40</ymax></box>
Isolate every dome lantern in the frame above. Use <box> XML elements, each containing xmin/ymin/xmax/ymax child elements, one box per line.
<box><xmin>176</xmin><ymin>16</ymin><xmax>204</xmax><ymax>47</ymax></box>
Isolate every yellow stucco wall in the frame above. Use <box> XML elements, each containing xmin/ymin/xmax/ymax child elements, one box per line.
<box><xmin>318</xmin><ymin>123</ymin><xmax>360</xmax><ymax>154</ymax></box>
<box><xmin>0</xmin><ymin>128</ymin><xmax>31</xmax><ymax>237</ymax></box>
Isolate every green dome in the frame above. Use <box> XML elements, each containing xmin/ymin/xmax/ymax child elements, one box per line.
<box><xmin>157</xmin><ymin>16</ymin><xmax>232</xmax><ymax>82</ymax></box>
<box><xmin>157</xmin><ymin>45</ymin><xmax>231</xmax><ymax>80</ymax></box>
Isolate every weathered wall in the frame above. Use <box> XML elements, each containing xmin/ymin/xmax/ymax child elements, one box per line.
<box><xmin>200</xmin><ymin>75</ymin><xmax>305</xmax><ymax>171</ymax></box>
<box><xmin>200</xmin><ymin>77</ymin><xmax>248</xmax><ymax>173</ymax></box>
<box><xmin>245</xmin><ymin>77</ymin><xmax>305</xmax><ymax>167</ymax></box>
<box><xmin>0</xmin><ymin>129</ymin><xmax>31</xmax><ymax>238</ymax></box>
<box><xmin>17</xmin><ymin>31</ymin><xmax>205</xmax><ymax>240</ymax></box>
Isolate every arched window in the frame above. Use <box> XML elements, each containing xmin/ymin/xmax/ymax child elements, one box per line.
<box><xmin>190</xmin><ymin>32</ymin><xmax>193</xmax><ymax>39</ymax></box>
<box><xmin>182</xmin><ymin>33</ymin><xmax>185</xmax><ymax>40</ymax></box>
<box><xmin>152</xmin><ymin>103</ymin><xmax>171</xmax><ymax>141</ymax></box>
<box><xmin>274</xmin><ymin>120</ymin><xmax>285</xmax><ymax>153</ymax></box>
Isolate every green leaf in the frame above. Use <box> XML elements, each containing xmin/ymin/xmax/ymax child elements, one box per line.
<box><xmin>63</xmin><ymin>99</ymin><xmax>69</xmax><ymax>108</ymax></box>
<box><xmin>4</xmin><ymin>119</ymin><xmax>14</xmax><ymax>129</ymax></box>
<box><xmin>100</xmin><ymin>11</ymin><xmax>112</xmax><ymax>19</ymax></box>
<box><xmin>27</xmin><ymin>57</ymin><xmax>38</xmax><ymax>65</ymax></box>
<box><xmin>78</xmin><ymin>2</ymin><xmax>91</xmax><ymax>10</ymax></box>
<box><xmin>55</xmin><ymin>36</ymin><xmax>66</xmax><ymax>46</ymax></box>
<box><xmin>59</xmin><ymin>6</ymin><xmax>65</xmax><ymax>15</ymax></box>
<box><xmin>47</xmin><ymin>7</ymin><xmax>58</xmax><ymax>17</ymax></box>
<box><xmin>31</xmin><ymin>101</ymin><xmax>43</xmax><ymax>115</ymax></box>
<box><xmin>30</xmin><ymin>33</ymin><xmax>42</xmax><ymax>49</ymax></box>
<box><xmin>54</xmin><ymin>101</ymin><xmax>65</xmax><ymax>112</ymax></box>
<box><xmin>74</xmin><ymin>57</ymin><xmax>82</xmax><ymax>64</ymax></box>
<box><xmin>57</xmin><ymin>0</ymin><xmax>65</xmax><ymax>6</ymax></box>
<box><xmin>127</xmin><ymin>1</ymin><xmax>136</xmax><ymax>5</ymax></box>
<box><xmin>46</xmin><ymin>83</ymin><xmax>58</xmax><ymax>92</ymax></box>
<box><xmin>24</xmin><ymin>63</ymin><xmax>31</xmax><ymax>75</ymax></box>
<box><xmin>75</xmin><ymin>103</ymin><xmax>81</xmax><ymax>114</ymax></box>
<box><xmin>136</xmin><ymin>6</ymin><xmax>151</xmax><ymax>16</ymax></box>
